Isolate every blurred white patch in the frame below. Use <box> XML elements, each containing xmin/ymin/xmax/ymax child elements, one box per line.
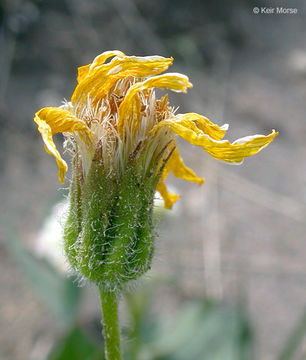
<box><xmin>288</xmin><ymin>49</ymin><xmax>306</xmax><ymax>74</ymax></box>
<box><xmin>35</xmin><ymin>199</ymin><xmax>69</xmax><ymax>274</ymax></box>
<box><xmin>154</xmin><ymin>191</ymin><xmax>165</xmax><ymax>209</ymax></box>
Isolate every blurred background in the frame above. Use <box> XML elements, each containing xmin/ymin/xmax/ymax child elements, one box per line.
<box><xmin>0</xmin><ymin>0</ymin><xmax>306</xmax><ymax>359</ymax></box>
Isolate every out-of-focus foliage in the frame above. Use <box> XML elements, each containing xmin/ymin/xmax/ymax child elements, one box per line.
<box><xmin>124</xmin><ymin>282</ymin><xmax>254</xmax><ymax>360</ymax></box>
<box><xmin>5</xmin><ymin>227</ymin><xmax>81</xmax><ymax>328</ymax></box>
<box><xmin>48</xmin><ymin>327</ymin><xmax>104</xmax><ymax>360</ymax></box>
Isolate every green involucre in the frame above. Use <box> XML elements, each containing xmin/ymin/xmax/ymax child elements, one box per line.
<box><xmin>63</xmin><ymin>154</ymin><xmax>157</xmax><ymax>291</ymax></box>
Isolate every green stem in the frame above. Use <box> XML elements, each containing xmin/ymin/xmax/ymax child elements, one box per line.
<box><xmin>99</xmin><ymin>288</ymin><xmax>122</xmax><ymax>360</ymax></box>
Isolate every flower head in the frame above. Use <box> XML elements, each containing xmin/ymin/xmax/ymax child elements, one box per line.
<box><xmin>34</xmin><ymin>51</ymin><xmax>277</xmax><ymax>289</ymax></box>
<box><xmin>34</xmin><ymin>50</ymin><xmax>277</xmax><ymax>210</ymax></box>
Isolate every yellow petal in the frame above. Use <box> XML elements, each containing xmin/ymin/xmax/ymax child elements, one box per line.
<box><xmin>34</xmin><ymin>107</ymin><xmax>90</xmax><ymax>183</ymax></box>
<box><xmin>35</xmin><ymin>107</ymin><xmax>90</xmax><ymax>134</ymax></box>
<box><xmin>151</xmin><ymin>118</ymin><xmax>278</xmax><ymax>163</ymax></box>
<box><xmin>168</xmin><ymin>147</ymin><xmax>204</xmax><ymax>184</ymax></box>
<box><xmin>72</xmin><ymin>55</ymin><xmax>174</xmax><ymax>106</ymax></box>
<box><xmin>117</xmin><ymin>73</ymin><xmax>193</xmax><ymax>138</ymax></box>
<box><xmin>156</xmin><ymin>179</ymin><xmax>181</xmax><ymax>210</ymax></box>
<box><xmin>77</xmin><ymin>50</ymin><xmax>126</xmax><ymax>83</ymax></box>
<box><xmin>156</xmin><ymin>145</ymin><xmax>202</xmax><ymax>209</ymax></box>
<box><xmin>177</xmin><ymin>113</ymin><xmax>228</xmax><ymax>140</ymax></box>
<box><xmin>77</xmin><ymin>64</ymin><xmax>91</xmax><ymax>84</ymax></box>
<box><xmin>88</xmin><ymin>50</ymin><xmax>126</xmax><ymax>71</ymax></box>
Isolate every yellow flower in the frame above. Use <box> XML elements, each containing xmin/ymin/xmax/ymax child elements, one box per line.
<box><xmin>34</xmin><ymin>50</ymin><xmax>277</xmax><ymax>209</ymax></box>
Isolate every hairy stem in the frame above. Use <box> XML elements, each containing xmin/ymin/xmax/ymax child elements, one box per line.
<box><xmin>99</xmin><ymin>288</ymin><xmax>122</xmax><ymax>360</ymax></box>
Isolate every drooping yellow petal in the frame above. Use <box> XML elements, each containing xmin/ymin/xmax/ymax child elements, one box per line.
<box><xmin>35</xmin><ymin>116</ymin><xmax>67</xmax><ymax>183</ymax></box>
<box><xmin>167</xmin><ymin>147</ymin><xmax>204</xmax><ymax>184</ymax></box>
<box><xmin>35</xmin><ymin>107</ymin><xmax>90</xmax><ymax>134</ymax></box>
<box><xmin>72</xmin><ymin>55</ymin><xmax>174</xmax><ymax>106</ymax></box>
<box><xmin>117</xmin><ymin>73</ymin><xmax>193</xmax><ymax>138</ymax></box>
<box><xmin>34</xmin><ymin>107</ymin><xmax>90</xmax><ymax>183</ymax></box>
<box><xmin>156</xmin><ymin>179</ymin><xmax>181</xmax><ymax>210</ymax></box>
<box><xmin>151</xmin><ymin>118</ymin><xmax>278</xmax><ymax>163</ymax></box>
<box><xmin>177</xmin><ymin>113</ymin><xmax>228</xmax><ymax>140</ymax></box>
<box><xmin>155</xmin><ymin>144</ymin><xmax>202</xmax><ymax>208</ymax></box>
<box><xmin>77</xmin><ymin>50</ymin><xmax>126</xmax><ymax>83</ymax></box>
